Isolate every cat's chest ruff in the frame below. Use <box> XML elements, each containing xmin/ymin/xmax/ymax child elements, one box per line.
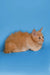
<box><xmin>33</xmin><ymin>44</ymin><xmax>42</xmax><ymax>51</ymax></box>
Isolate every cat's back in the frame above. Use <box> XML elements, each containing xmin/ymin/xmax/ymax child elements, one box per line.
<box><xmin>13</xmin><ymin>31</ymin><xmax>29</xmax><ymax>38</ymax></box>
<box><xmin>6</xmin><ymin>31</ymin><xmax>29</xmax><ymax>42</ymax></box>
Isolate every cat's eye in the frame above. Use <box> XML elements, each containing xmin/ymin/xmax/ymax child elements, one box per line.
<box><xmin>39</xmin><ymin>37</ymin><xmax>41</xmax><ymax>39</ymax></box>
<box><xmin>42</xmin><ymin>36</ymin><xmax>44</xmax><ymax>39</ymax></box>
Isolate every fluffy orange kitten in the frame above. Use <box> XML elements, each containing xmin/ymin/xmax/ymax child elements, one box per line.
<box><xmin>4</xmin><ymin>28</ymin><xmax>44</xmax><ymax>53</ymax></box>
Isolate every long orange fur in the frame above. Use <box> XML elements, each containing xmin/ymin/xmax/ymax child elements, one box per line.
<box><xmin>4</xmin><ymin>28</ymin><xmax>44</xmax><ymax>53</ymax></box>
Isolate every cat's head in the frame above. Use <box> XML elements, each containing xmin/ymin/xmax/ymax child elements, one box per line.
<box><xmin>32</xmin><ymin>27</ymin><xmax>44</xmax><ymax>45</ymax></box>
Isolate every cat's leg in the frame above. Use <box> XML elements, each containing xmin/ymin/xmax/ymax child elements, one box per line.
<box><xmin>4</xmin><ymin>49</ymin><xmax>11</xmax><ymax>53</ymax></box>
<box><xmin>4</xmin><ymin>42</ymin><xmax>28</xmax><ymax>53</ymax></box>
<box><xmin>27</xmin><ymin>40</ymin><xmax>41</xmax><ymax>51</ymax></box>
<box><xmin>12</xmin><ymin>48</ymin><xmax>27</xmax><ymax>53</ymax></box>
<box><xmin>12</xmin><ymin>47</ymin><xmax>28</xmax><ymax>53</ymax></box>
<box><xmin>28</xmin><ymin>42</ymin><xmax>41</xmax><ymax>51</ymax></box>
<box><xmin>30</xmin><ymin>48</ymin><xmax>38</xmax><ymax>51</ymax></box>
<box><xmin>4</xmin><ymin>42</ymin><xmax>17</xmax><ymax>53</ymax></box>
<box><xmin>30</xmin><ymin>45</ymin><xmax>42</xmax><ymax>51</ymax></box>
<box><xmin>12</xmin><ymin>49</ymin><xmax>22</xmax><ymax>53</ymax></box>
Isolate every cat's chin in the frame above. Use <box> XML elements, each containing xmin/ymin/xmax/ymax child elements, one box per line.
<box><xmin>38</xmin><ymin>42</ymin><xmax>43</xmax><ymax>45</ymax></box>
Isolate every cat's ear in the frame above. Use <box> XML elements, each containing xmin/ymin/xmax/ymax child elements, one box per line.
<box><xmin>39</xmin><ymin>27</ymin><xmax>43</xmax><ymax>32</ymax></box>
<box><xmin>32</xmin><ymin>29</ymin><xmax>37</xmax><ymax>36</ymax></box>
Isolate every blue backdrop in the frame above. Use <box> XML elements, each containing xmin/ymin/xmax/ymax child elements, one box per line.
<box><xmin>0</xmin><ymin>0</ymin><xmax>50</xmax><ymax>75</ymax></box>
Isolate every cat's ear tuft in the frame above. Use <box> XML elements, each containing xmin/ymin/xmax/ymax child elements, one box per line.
<box><xmin>39</xmin><ymin>27</ymin><xmax>43</xmax><ymax>32</ymax></box>
<box><xmin>32</xmin><ymin>29</ymin><xmax>36</xmax><ymax>36</ymax></box>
